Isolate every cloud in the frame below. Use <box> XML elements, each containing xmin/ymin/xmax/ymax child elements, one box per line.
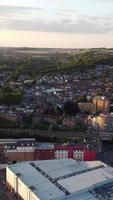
<box><xmin>0</xmin><ymin>5</ymin><xmax>43</xmax><ymax>15</ymax></box>
<box><xmin>1</xmin><ymin>17</ymin><xmax>113</xmax><ymax>34</ymax></box>
<box><xmin>55</xmin><ymin>8</ymin><xmax>77</xmax><ymax>17</ymax></box>
<box><xmin>0</xmin><ymin>5</ymin><xmax>113</xmax><ymax>34</ymax></box>
<box><xmin>96</xmin><ymin>0</ymin><xmax>113</xmax><ymax>1</ymax></box>
<box><xmin>0</xmin><ymin>5</ymin><xmax>44</xmax><ymax>24</ymax></box>
<box><xmin>94</xmin><ymin>0</ymin><xmax>113</xmax><ymax>2</ymax></box>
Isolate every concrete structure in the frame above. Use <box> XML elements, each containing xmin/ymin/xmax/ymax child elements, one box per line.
<box><xmin>6</xmin><ymin>159</ymin><xmax>113</xmax><ymax>200</ymax></box>
<box><xmin>93</xmin><ymin>96</ymin><xmax>110</xmax><ymax>112</ymax></box>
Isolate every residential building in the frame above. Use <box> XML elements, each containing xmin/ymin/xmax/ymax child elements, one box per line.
<box><xmin>93</xmin><ymin>96</ymin><xmax>110</xmax><ymax>112</ymax></box>
<box><xmin>62</xmin><ymin>117</ymin><xmax>76</xmax><ymax>127</ymax></box>
<box><xmin>92</xmin><ymin>113</ymin><xmax>113</xmax><ymax>132</ymax></box>
<box><xmin>78</xmin><ymin>102</ymin><xmax>96</xmax><ymax>113</ymax></box>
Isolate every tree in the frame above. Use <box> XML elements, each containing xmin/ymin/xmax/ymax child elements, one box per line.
<box><xmin>64</xmin><ymin>101</ymin><xmax>80</xmax><ymax>116</ymax></box>
<box><xmin>0</xmin><ymin>87</ymin><xmax>23</xmax><ymax>105</ymax></box>
<box><xmin>76</xmin><ymin>95</ymin><xmax>87</xmax><ymax>103</ymax></box>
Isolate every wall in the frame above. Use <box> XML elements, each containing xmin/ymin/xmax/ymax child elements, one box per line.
<box><xmin>6</xmin><ymin>166</ymin><xmax>40</xmax><ymax>200</ymax></box>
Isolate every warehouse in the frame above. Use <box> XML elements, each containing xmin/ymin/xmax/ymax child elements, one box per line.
<box><xmin>3</xmin><ymin>139</ymin><xmax>96</xmax><ymax>162</ymax></box>
<box><xmin>6</xmin><ymin>159</ymin><xmax>113</xmax><ymax>200</ymax></box>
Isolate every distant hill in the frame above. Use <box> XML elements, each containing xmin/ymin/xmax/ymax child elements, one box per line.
<box><xmin>0</xmin><ymin>47</ymin><xmax>113</xmax><ymax>80</ymax></box>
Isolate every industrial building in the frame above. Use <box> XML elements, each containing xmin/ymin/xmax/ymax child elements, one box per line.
<box><xmin>53</xmin><ymin>144</ymin><xmax>96</xmax><ymax>161</ymax></box>
<box><xmin>0</xmin><ymin>139</ymin><xmax>96</xmax><ymax>162</ymax></box>
<box><xmin>6</xmin><ymin>159</ymin><xmax>113</xmax><ymax>200</ymax></box>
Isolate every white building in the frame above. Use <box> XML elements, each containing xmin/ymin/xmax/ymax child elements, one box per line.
<box><xmin>6</xmin><ymin>159</ymin><xmax>113</xmax><ymax>200</ymax></box>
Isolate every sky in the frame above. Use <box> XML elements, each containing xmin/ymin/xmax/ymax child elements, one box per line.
<box><xmin>0</xmin><ymin>0</ymin><xmax>113</xmax><ymax>48</ymax></box>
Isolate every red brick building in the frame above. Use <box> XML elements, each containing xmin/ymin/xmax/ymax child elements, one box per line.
<box><xmin>0</xmin><ymin>139</ymin><xmax>96</xmax><ymax>162</ymax></box>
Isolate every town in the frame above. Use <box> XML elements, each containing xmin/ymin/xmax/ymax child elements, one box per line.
<box><xmin>0</xmin><ymin>48</ymin><xmax>113</xmax><ymax>199</ymax></box>
<box><xmin>0</xmin><ymin>49</ymin><xmax>113</xmax><ymax>137</ymax></box>
<box><xmin>1</xmin><ymin>0</ymin><xmax>113</xmax><ymax>199</ymax></box>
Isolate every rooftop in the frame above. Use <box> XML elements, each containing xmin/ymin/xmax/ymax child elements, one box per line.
<box><xmin>93</xmin><ymin>96</ymin><xmax>109</xmax><ymax>101</ymax></box>
<box><xmin>7</xmin><ymin>159</ymin><xmax>113</xmax><ymax>200</ymax></box>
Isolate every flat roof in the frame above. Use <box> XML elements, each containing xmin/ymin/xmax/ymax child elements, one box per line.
<box><xmin>32</xmin><ymin>159</ymin><xmax>105</xmax><ymax>180</ymax></box>
<box><xmin>58</xmin><ymin>168</ymin><xmax>113</xmax><ymax>194</ymax></box>
<box><xmin>8</xmin><ymin>162</ymin><xmax>65</xmax><ymax>200</ymax></box>
<box><xmin>36</xmin><ymin>143</ymin><xmax>54</xmax><ymax>149</ymax></box>
<box><xmin>61</xmin><ymin>192</ymin><xmax>97</xmax><ymax>200</ymax></box>
<box><xmin>7</xmin><ymin>159</ymin><xmax>113</xmax><ymax>200</ymax></box>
